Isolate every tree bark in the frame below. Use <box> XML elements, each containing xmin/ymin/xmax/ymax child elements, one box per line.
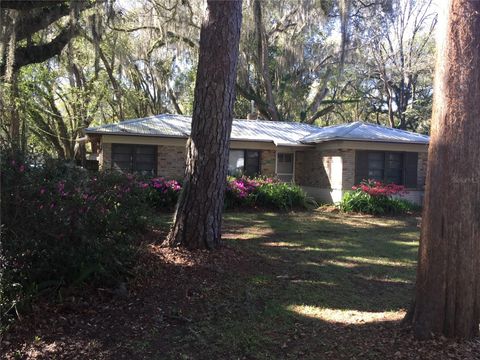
<box><xmin>253</xmin><ymin>0</ymin><xmax>280</xmax><ymax>121</ymax></box>
<box><xmin>410</xmin><ymin>0</ymin><xmax>480</xmax><ymax>340</ymax></box>
<box><xmin>165</xmin><ymin>0</ymin><xmax>242</xmax><ymax>250</ymax></box>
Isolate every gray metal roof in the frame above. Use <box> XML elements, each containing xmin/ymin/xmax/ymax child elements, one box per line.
<box><xmin>85</xmin><ymin>114</ymin><xmax>429</xmax><ymax>146</ymax></box>
<box><xmin>300</xmin><ymin>121</ymin><xmax>430</xmax><ymax>144</ymax></box>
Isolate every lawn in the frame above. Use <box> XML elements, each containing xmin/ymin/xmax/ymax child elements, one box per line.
<box><xmin>3</xmin><ymin>211</ymin><xmax>478</xmax><ymax>359</ymax></box>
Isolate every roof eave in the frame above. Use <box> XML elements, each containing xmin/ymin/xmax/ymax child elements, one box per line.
<box><xmin>85</xmin><ymin>130</ymin><xmax>311</xmax><ymax>146</ymax></box>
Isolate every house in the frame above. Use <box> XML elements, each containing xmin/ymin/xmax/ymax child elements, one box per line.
<box><xmin>85</xmin><ymin>114</ymin><xmax>429</xmax><ymax>204</ymax></box>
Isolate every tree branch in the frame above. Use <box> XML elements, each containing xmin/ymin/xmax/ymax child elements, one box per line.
<box><xmin>15</xmin><ymin>3</ymin><xmax>70</xmax><ymax>41</ymax></box>
<box><xmin>0</xmin><ymin>0</ymin><xmax>67</xmax><ymax>10</ymax></box>
<box><xmin>1</xmin><ymin>25</ymin><xmax>78</xmax><ymax>75</ymax></box>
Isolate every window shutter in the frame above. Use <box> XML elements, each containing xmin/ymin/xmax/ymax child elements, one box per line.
<box><xmin>404</xmin><ymin>152</ymin><xmax>418</xmax><ymax>188</ymax></box>
<box><xmin>355</xmin><ymin>151</ymin><xmax>369</xmax><ymax>184</ymax></box>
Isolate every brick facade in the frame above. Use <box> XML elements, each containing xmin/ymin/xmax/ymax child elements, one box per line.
<box><xmin>100</xmin><ymin>143</ymin><xmax>112</xmax><ymax>170</ymax></box>
<box><xmin>341</xmin><ymin>149</ymin><xmax>356</xmax><ymax>189</ymax></box>
<box><xmin>295</xmin><ymin>148</ymin><xmax>354</xmax><ymax>190</ymax></box>
<box><xmin>417</xmin><ymin>151</ymin><xmax>428</xmax><ymax>189</ymax></box>
<box><xmin>99</xmin><ymin>139</ymin><xmax>428</xmax><ymax>201</ymax></box>
<box><xmin>99</xmin><ymin>142</ymin><xmax>275</xmax><ymax>179</ymax></box>
<box><xmin>157</xmin><ymin>145</ymin><xmax>186</xmax><ymax>179</ymax></box>
<box><xmin>260</xmin><ymin>150</ymin><xmax>276</xmax><ymax>176</ymax></box>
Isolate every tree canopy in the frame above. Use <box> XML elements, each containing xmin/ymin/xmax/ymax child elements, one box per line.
<box><xmin>0</xmin><ymin>0</ymin><xmax>437</xmax><ymax>158</ymax></box>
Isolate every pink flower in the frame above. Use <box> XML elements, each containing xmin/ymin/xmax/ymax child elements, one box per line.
<box><xmin>40</xmin><ymin>188</ymin><xmax>46</xmax><ymax>195</ymax></box>
<box><xmin>19</xmin><ymin>164</ymin><xmax>25</xmax><ymax>172</ymax></box>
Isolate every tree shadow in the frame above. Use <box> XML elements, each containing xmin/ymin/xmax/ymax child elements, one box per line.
<box><xmin>5</xmin><ymin>211</ymin><xmax>445</xmax><ymax>360</ymax></box>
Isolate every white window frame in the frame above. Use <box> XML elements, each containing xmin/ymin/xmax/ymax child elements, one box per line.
<box><xmin>275</xmin><ymin>151</ymin><xmax>295</xmax><ymax>182</ymax></box>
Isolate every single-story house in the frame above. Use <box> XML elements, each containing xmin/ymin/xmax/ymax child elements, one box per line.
<box><xmin>85</xmin><ymin>114</ymin><xmax>429</xmax><ymax>204</ymax></box>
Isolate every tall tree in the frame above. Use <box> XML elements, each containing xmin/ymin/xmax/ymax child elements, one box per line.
<box><xmin>165</xmin><ymin>0</ymin><xmax>242</xmax><ymax>249</ymax></box>
<box><xmin>410</xmin><ymin>0</ymin><xmax>480</xmax><ymax>339</ymax></box>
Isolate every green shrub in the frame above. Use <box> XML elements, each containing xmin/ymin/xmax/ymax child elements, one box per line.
<box><xmin>339</xmin><ymin>179</ymin><xmax>419</xmax><ymax>215</ymax></box>
<box><xmin>225</xmin><ymin>176</ymin><xmax>306</xmax><ymax>210</ymax></box>
<box><xmin>254</xmin><ymin>182</ymin><xmax>306</xmax><ymax>210</ymax></box>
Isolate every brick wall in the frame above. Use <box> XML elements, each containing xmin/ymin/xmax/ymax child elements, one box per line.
<box><xmin>341</xmin><ymin>149</ymin><xmax>355</xmax><ymax>188</ymax></box>
<box><xmin>417</xmin><ymin>152</ymin><xmax>428</xmax><ymax>189</ymax></box>
<box><xmin>295</xmin><ymin>148</ymin><xmax>350</xmax><ymax>189</ymax></box>
<box><xmin>260</xmin><ymin>150</ymin><xmax>276</xmax><ymax>176</ymax></box>
<box><xmin>100</xmin><ymin>143</ymin><xmax>111</xmax><ymax>170</ymax></box>
<box><xmin>157</xmin><ymin>145</ymin><xmax>186</xmax><ymax>179</ymax></box>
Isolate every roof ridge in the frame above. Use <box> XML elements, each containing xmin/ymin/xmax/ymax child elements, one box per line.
<box><xmin>336</xmin><ymin>121</ymin><xmax>363</xmax><ymax>137</ymax></box>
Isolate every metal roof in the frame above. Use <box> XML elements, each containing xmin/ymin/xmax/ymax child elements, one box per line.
<box><xmin>85</xmin><ymin>114</ymin><xmax>429</xmax><ymax>146</ymax></box>
<box><xmin>300</xmin><ymin>121</ymin><xmax>430</xmax><ymax>144</ymax></box>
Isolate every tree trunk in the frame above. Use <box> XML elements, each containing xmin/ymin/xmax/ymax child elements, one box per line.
<box><xmin>410</xmin><ymin>0</ymin><xmax>480</xmax><ymax>340</ymax></box>
<box><xmin>165</xmin><ymin>0</ymin><xmax>242</xmax><ymax>250</ymax></box>
<box><xmin>253</xmin><ymin>0</ymin><xmax>280</xmax><ymax>121</ymax></box>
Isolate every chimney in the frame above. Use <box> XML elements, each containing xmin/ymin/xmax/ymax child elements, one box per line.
<box><xmin>247</xmin><ymin>100</ymin><xmax>258</xmax><ymax>120</ymax></box>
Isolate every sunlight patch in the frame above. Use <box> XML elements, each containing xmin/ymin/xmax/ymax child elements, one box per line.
<box><xmin>324</xmin><ymin>259</ymin><xmax>358</xmax><ymax>268</ymax></box>
<box><xmin>341</xmin><ymin>256</ymin><xmax>416</xmax><ymax>267</ymax></box>
<box><xmin>287</xmin><ymin>305</ymin><xmax>404</xmax><ymax>324</ymax></box>
<box><xmin>390</xmin><ymin>240</ymin><xmax>419</xmax><ymax>247</ymax></box>
<box><xmin>262</xmin><ymin>241</ymin><xmax>302</xmax><ymax>247</ymax></box>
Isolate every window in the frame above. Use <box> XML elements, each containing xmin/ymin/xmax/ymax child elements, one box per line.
<box><xmin>355</xmin><ymin>151</ymin><xmax>418</xmax><ymax>187</ymax></box>
<box><xmin>277</xmin><ymin>152</ymin><xmax>294</xmax><ymax>182</ymax></box>
<box><xmin>228</xmin><ymin>150</ymin><xmax>260</xmax><ymax>176</ymax></box>
<box><xmin>112</xmin><ymin>144</ymin><xmax>157</xmax><ymax>176</ymax></box>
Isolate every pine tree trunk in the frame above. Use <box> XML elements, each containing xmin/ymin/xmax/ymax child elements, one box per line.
<box><xmin>411</xmin><ymin>0</ymin><xmax>480</xmax><ymax>339</ymax></box>
<box><xmin>165</xmin><ymin>0</ymin><xmax>242</xmax><ymax>250</ymax></box>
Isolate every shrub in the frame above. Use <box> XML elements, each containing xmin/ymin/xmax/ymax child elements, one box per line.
<box><xmin>339</xmin><ymin>179</ymin><xmax>417</xmax><ymax>215</ymax></box>
<box><xmin>254</xmin><ymin>182</ymin><xmax>307</xmax><ymax>210</ymax></box>
<box><xmin>225</xmin><ymin>176</ymin><xmax>306</xmax><ymax>210</ymax></box>
<box><xmin>0</xmin><ymin>152</ymin><xmax>153</xmax><ymax>329</ymax></box>
<box><xmin>144</xmin><ymin>177</ymin><xmax>182</xmax><ymax>210</ymax></box>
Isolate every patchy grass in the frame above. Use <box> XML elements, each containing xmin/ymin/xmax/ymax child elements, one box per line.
<box><xmin>3</xmin><ymin>211</ymin><xmax>480</xmax><ymax>359</ymax></box>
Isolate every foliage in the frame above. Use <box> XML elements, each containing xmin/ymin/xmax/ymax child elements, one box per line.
<box><xmin>339</xmin><ymin>179</ymin><xmax>418</xmax><ymax>215</ymax></box>
<box><xmin>143</xmin><ymin>177</ymin><xmax>182</xmax><ymax>210</ymax></box>
<box><xmin>225</xmin><ymin>176</ymin><xmax>307</xmax><ymax>210</ymax></box>
<box><xmin>0</xmin><ymin>150</ymin><xmax>154</xmax><ymax>329</ymax></box>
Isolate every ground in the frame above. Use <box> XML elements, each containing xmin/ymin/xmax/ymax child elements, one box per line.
<box><xmin>2</xmin><ymin>211</ymin><xmax>479</xmax><ymax>359</ymax></box>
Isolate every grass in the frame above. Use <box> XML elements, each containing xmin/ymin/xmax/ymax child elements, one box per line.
<box><xmin>8</xmin><ymin>210</ymin><xmax>449</xmax><ymax>360</ymax></box>
<box><xmin>145</xmin><ymin>211</ymin><xmax>421</xmax><ymax>359</ymax></box>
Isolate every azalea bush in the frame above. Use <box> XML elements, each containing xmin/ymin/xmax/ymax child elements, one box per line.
<box><xmin>339</xmin><ymin>179</ymin><xmax>417</xmax><ymax>215</ymax></box>
<box><xmin>144</xmin><ymin>177</ymin><xmax>182</xmax><ymax>210</ymax></box>
<box><xmin>225</xmin><ymin>176</ymin><xmax>306</xmax><ymax>210</ymax></box>
<box><xmin>0</xmin><ymin>152</ymin><xmax>155</xmax><ymax>328</ymax></box>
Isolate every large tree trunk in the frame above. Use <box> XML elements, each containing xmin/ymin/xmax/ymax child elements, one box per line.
<box><xmin>165</xmin><ymin>0</ymin><xmax>242</xmax><ymax>250</ymax></box>
<box><xmin>410</xmin><ymin>0</ymin><xmax>480</xmax><ymax>340</ymax></box>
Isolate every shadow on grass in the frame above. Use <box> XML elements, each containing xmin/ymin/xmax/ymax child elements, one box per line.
<box><xmin>222</xmin><ymin>211</ymin><xmax>419</xmax><ymax>313</ymax></box>
<box><xmin>4</xmin><ymin>211</ymin><xmax>424</xmax><ymax>360</ymax></box>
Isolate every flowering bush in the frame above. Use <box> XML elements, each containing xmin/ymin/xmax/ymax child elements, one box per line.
<box><xmin>339</xmin><ymin>179</ymin><xmax>416</xmax><ymax>215</ymax></box>
<box><xmin>352</xmin><ymin>179</ymin><xmax>406</xmax><ymax>197</ymax></box>
<box><xmin>0</xmin><ymin>152</ymin><xmax>155</xmax><ymax>328</ymax></box>
<box><xmin>144</xmin><ymin>177</ymin><xmax>182</xmax><ymax>210</ymax></box>
<box><xmin>225</xmin><ymin>176</ymin><xmax>306</xmax><ymax>210</ymax></box>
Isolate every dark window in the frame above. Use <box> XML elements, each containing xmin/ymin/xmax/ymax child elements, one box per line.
<box><xmin>228</xmin><ymin>150</ymin><xmax>260</xmax><ymax>177</ymax></box>
<box><xmin>245</xmin><ymin>150</ymin><xmax>260</xmax><ymax>176</ymax></box>
<box><xmin>355</xmin><ymin>151</ymin><xmax>418</xmax><ymax>187</ymax></box>
<box><xmin>112</xmin><ymin>144</ymin><xmax>157</xmax><ymax>176</ymax></box>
